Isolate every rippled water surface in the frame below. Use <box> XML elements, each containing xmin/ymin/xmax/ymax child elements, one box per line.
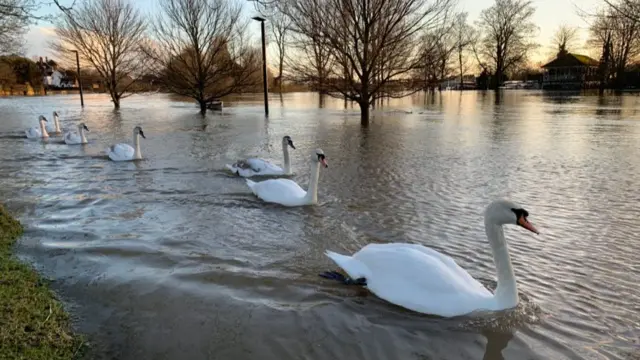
<box><xmin>1</xmin><ymin>91</ymin><xmax>640</xmax><ymax>360</ymax></box>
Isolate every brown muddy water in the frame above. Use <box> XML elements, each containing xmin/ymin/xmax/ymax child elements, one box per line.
<box><xmin>0</xmin><ymin>91</ymin><xmax>639</xmax><ymax>360</ymax></box>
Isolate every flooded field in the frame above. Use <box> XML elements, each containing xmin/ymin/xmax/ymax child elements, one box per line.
<box><xmin>1</xmin><ymin>91</ymin><xmax>639</xmax><ymax>359</ymax></box>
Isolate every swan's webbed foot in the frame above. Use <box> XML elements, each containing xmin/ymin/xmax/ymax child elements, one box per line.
<box><xmin>319</xmin><ymin>270</ymin><xmax>367</xmax><ymax>286</ymax></box>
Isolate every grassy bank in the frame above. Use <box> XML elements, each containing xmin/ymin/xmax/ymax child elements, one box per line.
<box><xmin>0</xmin><ymin>205</ymin><xmax>84</xmax><ymax>359</ymax></box>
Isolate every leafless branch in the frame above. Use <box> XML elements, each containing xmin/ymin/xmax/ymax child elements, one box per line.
<box><xmin>0</xmin><ymin>0</ymin><xmax>76</xmax><ymax>21</ymax></box>
<box><xmin>475</xmin><ymin>0</ymin><xmax>538</xmax><ymax>88</ymax></box>
<box><xmin>281</xmin><ymin>0</ymin><xmax>454</xmax><ymax>125</ymax></box>
<box><xmin>603</xmin><ymin>0</ymin><xmax>640</xmax><ymax>22</ymax></box>
<box><xmin>268</xmin><ymin>11</ymin><xmax>290</xmax><ymax>91</ymax></box>
<box><xmin>141</xmin><ymin>0</ymin><xmax>260</xmax><ymax>115</ymax></box>
<box><xmin>552</xmin><ymin>24</ymin><xmax>580</xmax><ymax>56</ymax></box>
<box><xmin>53</xmin><ymin>0</ymin><xmax>147</xmax><ymax>108</ymax></box>
<box><xmin>587</xmin><ymin>2</ymin><xmax>640</xmax><ymax>89</ymax></box>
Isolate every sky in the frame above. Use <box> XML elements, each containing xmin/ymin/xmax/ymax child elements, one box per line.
<box><xmin>25</xmin><ymin>0</ymin><xmax>604</xmax><ymax>66</ymax></box>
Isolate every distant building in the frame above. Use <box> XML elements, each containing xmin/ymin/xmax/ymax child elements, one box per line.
<box><xmin>541</xmin><ymin>53</ymin><xmax>600</xmax><ymax>90</ymax></box>
<box><xmin>43</xmin><ymin>70</ymin><xmax>76</xmax><ymax>88</ymax></box>
<box><xmin>36</xmin><ymin>57</ymin><xmax>78</xmax><ymax>89</ymax></box>
<box><xmin>440</xmin><ymin>75</ymin><xmax>476</xmax><ymax>90</ymax></box>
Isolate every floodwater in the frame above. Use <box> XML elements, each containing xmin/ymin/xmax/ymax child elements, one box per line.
<box><xmin>1</xmin><ymin>91</ymin><xmax>639</xmax><ymax>360</ymax></box>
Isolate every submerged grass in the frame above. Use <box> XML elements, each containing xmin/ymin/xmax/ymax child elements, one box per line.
<box><xmin>0</xmin><ymin>204</ymin><xmax>84</xmax><ymax>359</ymax></box>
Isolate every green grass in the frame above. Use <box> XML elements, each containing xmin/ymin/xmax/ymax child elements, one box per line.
<box><xmin>0</xmin><ymin>204</ymin><xmax>84</xmax><ymax>359</ymax></box>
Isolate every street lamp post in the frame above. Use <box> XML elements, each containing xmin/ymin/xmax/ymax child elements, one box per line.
<box><xmin>71</xmin><ymin>50</ymin><xmax>84</xmax><ymax>107</ymax></box>
<box><xmin>252</xmin><ymin>16</ymin><xmax>268</xmax><ymax>117</ymax></box>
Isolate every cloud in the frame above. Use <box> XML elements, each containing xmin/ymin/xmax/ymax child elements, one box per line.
<box><xmin>39</xmin><ymin>27</ymin><xmax>57</xmax><ymax>36</ymax></box>
<box><xmin>24</xmin><ymin>26</ymin><xmax>57</xmax><ymax>58</ymax></box>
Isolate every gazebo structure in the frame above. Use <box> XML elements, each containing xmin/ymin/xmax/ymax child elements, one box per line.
<box><xmin>541</xmin><ymin>53</ymin><xmax>600</xmax><ymax>90</ymax></box>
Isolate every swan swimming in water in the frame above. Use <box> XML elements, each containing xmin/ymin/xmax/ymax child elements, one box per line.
<box><xmin>320</xmin><ymin>200</ymin><xmax>540</xmax><ymax>318</ymax></box>
<box><xmin>25</xmin><ymin>116</ymin><xmax>49</xmax><ymax>139</ymax></box>
<box><xmin>226</xmin><ymin>136</ymin><xmax>296</xmax><ymax>177</ymax></box>
<box><xmin>106</xmin><ymin>126</ymin><xmax>146</xmax><ymax>161</ymax></box>
<box><xmin>45</xmin><ymin>111</ymin><xmax>62</xmax><ymax>134</ymax></box>
<box><xmin>246</xmin><ymin>149</ymin><xmax>328</xmax><ymax>206</ymax></box>
<box><xmin>64</xmin><ymin>123</ymin><xmax>89</xmax><ymax>145</ymax></box>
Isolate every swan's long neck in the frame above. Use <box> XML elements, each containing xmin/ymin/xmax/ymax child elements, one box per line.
<box><xmin>79</xmin><ymin>127</ymin><xmax>87</xmax><ymax>143</ymax></box>
<box><xmin>54</xmin><ymin>115</ymin><xmax>61</xmax><ymax>132</ymax></box>
<box><xmin>133</xmin><ymin>132</ymin><xmax>142</xmax><ymax>159</ymax></box>
<box><xmin>40</xmin><ymin>121</ymin><xmax>49</xmax><ymax>138</ymax></box>
<box><xmin>282</xmin><ymin>143</ymin><xmax>291</xmax><ymax>174</ymax></box>
<box><xmin>303</xmin><ymin>161</ymin><xmax>321</xmax><ymax>204</ymax></box>
<box><xmin>485</xmin><ymin>221</ymin><xmax>518</xmax><ymax>309</ymax></box>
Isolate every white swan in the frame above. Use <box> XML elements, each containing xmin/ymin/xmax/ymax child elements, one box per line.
<box><xmin>106</xmin><ymin>126</ymin><xmax>146</xmax><ymax>161</ymax></box>
<box><xmin>45</xmin><ymin>111</ymin><xmax>62</xmax><ymax>134</ymax></box>
<box><xmin>64</xmin><ymin>123</ymin><xmax>89</xmax><ymax>145</ymax></box>
<box><xmin>25</xmin><ymin>116</ymin><xmax>49</xmax><ymax>139</ymax></box>
<box><xmin>226</xmin><ymin>136</ymin><xmax>296</xmax><ymax>177</ymax></box>
<box><xmin>246</xmin><ymin>149</ymin><xmax>328</xmax><ymax>206</ymax></box>
<box><xmin>321</xmin><ymin>200</ymin><xmax>540</xmax><ymax>318</ymax></box>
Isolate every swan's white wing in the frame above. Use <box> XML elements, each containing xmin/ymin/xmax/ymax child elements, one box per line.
<box><xmin>226</xmin><ymin>163</ymin><xmax>257</xmax><ymax>177</ymax></box>
<box><xmin>64</xmin><ymin>131</ymin><xmax>80</xmax><ymax>144</ymax></box>
<box><xmin>246</xmin><ymin>158</ymin><xmax>283</xmax><ymax>174</ymax></box>
<box><xmin>24</xmin><ymin>128</ymin><xmax>40</xmax><ymax>139</ymax></box>
<box><xmin>226</xmin><ymin>159</ymin><xmax>262</xmax><ymax>177</ymax></box>
<box><xmin>227</xmin><ymin>158</ymin><xmax>284</xmax><ymax>177</ymax></box>
<box><xmin>246</xmin><ymin>178</ymin><xmax>307</xmax><ymax>206</ymax></box>
<box><xmin>385</xmin><ymin>243</ymin><xmax>485</xmax><ymax>289</ymax></box>
<box><xmin>25</xmin><ymin>127</ymin><xmax>41</xmax><ymax>139</ymax></box>
<box><xmin>107</xmin><ymin>143</ymin><xmax>135</xmax><ymax>161</ymax></box>
<box><xmin>326</xmin><ymin>243</ymin><xmax>492</xmax><ymax>317</ymax></box>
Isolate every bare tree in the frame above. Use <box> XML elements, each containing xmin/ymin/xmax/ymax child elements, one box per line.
<box><xmin>452</xmin><ymin>12</ymin><xmax>476</xmax><ymax>88</ymax></box>
<box><xmin>0</xmin><ymin>0</ymin><xmax>77</xmax><ymax>54</ymax></box>
<box><xmin>587</xmin><ymin>9</ymin><xmax>615</xmax><ymax>92</ymax></box>
<box><xmin>286</xmin><ymin>32</ymin><xmax>333</xmax><ymax>93</ymax></box>
<box><xmin>415</xmin><ymin>19</ymin><xmax>458</xmax><ymax>91</ymax></box>
<box><xmin>0</xmin><ymin>0</ymin><xmax>75</xmax><ymax>20</ymax></box>
<box><xmin>282</xmin><ymin>0</ymin><xmax>453</xmax><ymax>126</ymax></box>
<box><xmin>552</xmin><ymin>24</ymin><xmax>580</xmax><ymax>56</ymax></box>
<box><xmin>476</xmin><ymin>0</ymin><xmax>537</xmax><ymax>89</ymax></box>
<box><xmin>415</xmin><ymin>33</ymin><xmax>445</xmax><ymax>90</ymax></box>
<box><xmin>589</xmin><ymin>3</ymin><xmax>640</xmax><ymax>89</ymax></box>
<box><xmin>54</xmin><ymin>0</ymin><xmax>146</xmax><ymax>108</ymax></box>
<box><xmin>268</xmin><ymin>11</ymin><xmax>291</xmax><ymax>92</ymax></box>
<box><xmin>603</xmin><ymin>0</ymin><xmax>640</xmax><ymax>22</ymax></box>
<box><xmin>143</xmin><ymin>0</ymin><xmax>259</xmax><ymax>115</ymax></box>
<box><xmin>278</xmin><ymin>0</ymin><xmax>333</xmax><ymax>94</ymax></box>
<box><xmin>0</xmin><ymin>0</ymin><xmax>30</xmax><ymax>54</ymax></box>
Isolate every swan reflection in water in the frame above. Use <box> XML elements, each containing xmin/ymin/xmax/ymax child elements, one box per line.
<box><xmin>483</xmin><ymin>330</ymin><xmax>513</xmax><ymax>360</ymax></box>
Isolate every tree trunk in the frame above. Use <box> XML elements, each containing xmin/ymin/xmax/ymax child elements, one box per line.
<box><xmin>615</xmin><ymin>65</ymin><xmax>625</xmax><ymax>90</ymax></box>
<box><xmin>112</xmin><ymin>92</ymin><xmax>120</xmax><ymax>108</ymax></box>
<box><xmin>278</xmin><ymin>56</ymin><xmax>284</xmax><ymax>93</ymax></box>
<box><xmin>598</xmin><ymin>37</ymin><xmax>611</xmax><ymax>95</ymax></box>
<box><xmin>359</xmin><ymin>100</ymin><xmax>370</xmax><ymax>126</ymax></box>
<box><xmin>458</xmin><ymin>48</ymin><xmax>463</xmax><ymax>89</ymax></box>
<box><xmin>494</xmin><ymin>69</ymin><xmax>503</xmax><ymax>90</ymax></box>
<box><xmin>198</xmin><ymin>99</ymin><xmax>207</xmax><ymax>115</ymax></box>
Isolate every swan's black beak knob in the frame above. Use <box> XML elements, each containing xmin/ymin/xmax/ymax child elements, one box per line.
<box><xmin>516</xmin><ymin>214</ymin><xmax>539</xmax><ymax>234</ymax></box>
<box><xmin>318</xmin><ymin>154</ymin><xmax>328</xmax><ymax>168</ymax></box>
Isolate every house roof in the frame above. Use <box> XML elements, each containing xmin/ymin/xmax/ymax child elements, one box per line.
<box><xmin>541</xmin><ymin>53</ymin><xmax>600</xmax><ymax>68</ymax></box>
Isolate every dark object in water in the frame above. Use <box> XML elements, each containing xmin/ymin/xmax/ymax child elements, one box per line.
<box><xmin>206</xmin><ymin>99</ymin><xmax>223</xmax><ymax>111</ymax></box>
<box><xmin>319</xmin><ymin>270</ymin><xmax>367</xmax><ymax>286</ymax></box>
